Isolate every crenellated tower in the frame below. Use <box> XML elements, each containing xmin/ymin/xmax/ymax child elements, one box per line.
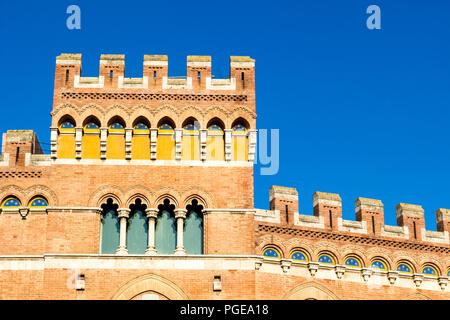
<box><xmin>51</xmin><ymin>53</ymin><xmax>256</xmax><ymax>164</ymax></box>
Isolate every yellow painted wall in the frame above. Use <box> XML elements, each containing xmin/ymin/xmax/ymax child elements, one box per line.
<box><xmin>57</xmin><ymin>134</ymin><xmax>75</xmax><ymax>159</ymax></box>
<box><xmin>232</xmin><ymin>136</ymin><xmax>248</xmax><ymax>161</ymax></box>
<box><xmin>157</xmin><ymin>134</ymin><xmax>175</xmax><ymax>160</ymax></box>
<box><xmin>132</xmin><ymin>135</ymin><xmax>150</xmax><ymax>160</ymax></box>
<box><xmin>107</xmin><ymin>134</ymin><xmax>125</xmax><ymax>159</ymax></box>
<box><xmin>82</xmin><ymin>134</ymin><xmax>100</xmax><ymax>159</ymax></box>
<box><xmin>207</xmin><ymin>136</ymin><xmax>224</xmax><ymax>161</ymax></box>
<box><xmin>181</xmin><ymin>135</ymin><xmax>200</xmax><ymax>160</ymax></box>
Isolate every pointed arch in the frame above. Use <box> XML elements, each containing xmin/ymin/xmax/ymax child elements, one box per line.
<box><xmin>88</xmin><ymin>184</ymin><xmax>124</xmax><ymax>207</ymax></box>
<box><xmin>402</xmin><ymin>293</ymin><xmax>432</xmax><ymax>300</ymax></box>
<box><xmin>282</xmin><ymin>281</ymin><xmax>340</xmax><ymax>300</ymax></box>
<box><xmin>57</xmin><ymin>114</ymin><xmax>76</xmax><ymax>159</ymax></box>
<box><xmin>111</xmin><ymin>273</ymin><xmax>189</xmax><ymax>300</ymax></box>
<box><xmin>100</xmin><ymin>197</ymin><xmax>120</xmax><ymax>254</ymax></box>
<box><xmin>82</xmin><ymin>115</ymin><xmax>101</xmax><ymax>159</ymax></box>
<box><xmin>79</xmin><ymin>104</ymin><xmax>105</xmax><ymax>127</ymax></box>
<box><xmin>179</xmin><ymin>106</ymin><xmax>204</xmax><ymax>128</ymax></box>
<box><xmin>181</xmin><ymin>116</ymin><xmax>200</xmax><ymax>161</ymax></box>
<box><xmin>104</xmin><ymin>105</ymin><xmax>130</xmax><ymax>127</ymax></box>
<box><xmin>154</xmin><ymin>105</ymin><xmax>179</xmax><ymax>128</ymax></box>
<box><xmin>184</xmin><ymin>199</ymin><xmax>204</xmax><ymax>254</ymax></box>
<box><xmin>155</xmin><ymin>199</ymin><xmax>177</xmax><ymax>254</ymax></box>
<box><xmin>156</xmin><ymin>116</ymin><xmax>176</xmax><ymax>160</ymax></box>
<box><xmin>107</xmin><ymin>115</ymin><xmax>126</xmax><ymax>159</ymax></box>
<box><xmin>127</xmin><ymin>198</ymin><xmax>148</xmax><ymax>254</ymax></box>
<box><xmin>206</xmin><ymin>117</ymin><xmax>225</xmax><ymax>161</ymax></box>
<box><xmin>131</xmin><ymin>116</ymin><xmax>151</xmax><ymax>160</ymax></box>
<box><xmin>52</xmin><ymin>104</ymin><xmax>78</xmax><ymax>127</ymax></box>
<box><xmin>231</xmin><ymin>117</ymin><xmax>249</xmax><ymax>161</ymax></box>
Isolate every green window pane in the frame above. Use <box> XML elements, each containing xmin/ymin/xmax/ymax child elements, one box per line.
<box><xmin>101</xmin><ymin>209</ymin><xmax>120</xmax><ymax>254</ymax></box>
<box><xmin>127</xmin><ymin>209</ymin><xmax>148</xmax><ymax>254</ymax></box>
<box><xmin>155</xmin><ymin>210</ymin><xmax>176</xmax><ymax>254</ymax></box>
<box><xmin>184</xmin><ymin>211</ymin><xmax>203</xmax><ymax>254</ymax></box>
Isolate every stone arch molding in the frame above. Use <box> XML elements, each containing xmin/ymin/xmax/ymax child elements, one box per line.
<box><xmin>281</xmin><ymin>281</ymin><xmax>340</xmax><ymax>300</ymax></box>
<box><xmin>402</xmin><ymin>293</ymin><xmax>431</xmax><ymax>300</ymax></box>
<box><xmin>111</xmin><ymin>273</ymin><xmax>189</xmax><ymax>300</ymax></box>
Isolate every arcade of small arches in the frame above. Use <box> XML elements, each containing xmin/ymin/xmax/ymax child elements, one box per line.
<box><xmin>261</xmin><ymin>246</ymin><xmax>450</xmax><ymax>279</ymax></box>
<box><xmin>100</xmin><ymin>196</ymin><xmax>205</xmax><ymax>255</ymax></box>
<box><xmin>54</xmin><ymin>114</ymin><xmax>253</xmax><ymax>162</ymax></box>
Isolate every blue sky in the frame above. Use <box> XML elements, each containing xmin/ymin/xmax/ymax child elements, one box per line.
<box><xmin>0</xmin><ymin>0</ymin><xmax>449</xmax><ymax>230</ymax></box>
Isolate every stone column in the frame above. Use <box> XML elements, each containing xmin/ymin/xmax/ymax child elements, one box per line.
<box><xmin>224</xmin><ymin>129</ymin><xmax>232</xmax><ymax>161</ymax></box>
<box><xmin>145</xmin><ymin>208</ymin><xmax>158</xmax><ymax>255</ymax></box>
<box><xmin>75</xmin><ymin>127</ymin><xmax>83</xmax><ymax>159</ymax></box>
<box><xmin>100</xmin><ymin>128</ymin><xmax>108</xmax><ymax>160</ymax></box>
<box><xmin>174</xmin><ymin>128</ymin><xmax>183</xmax><ymax>161</ymax></box>
<box><xmin>125</xmin><ymin>128</ymin><xmax>133</xmax><ymax>160</ymax></box>
<box><xmin>199</xmin><ymin>129</ymin><xmax>207</xmax><ymax>161</ymax></box>
<box><xmin>116</xmin><ymin>208</ymin><xmax>130</xmax><ymax>255</ymax></box>
<box><xmin>247</xmin><ymin>129</ymin><xmax>257</xmax><ymax>162</ymax></box>
<box><xmin>50</xmin><ymin>127</ymin><xmax>58</xmax><ymax>159</ymax></box>
<box><xmin>150</xmin><ymin>128</ymin><xmax>158</xmax><ymax>160</ymax></box>
<box><xmin>174</xmin><ymin>209</ymin><xmax>187</xmax><ymax>255</ymax></box>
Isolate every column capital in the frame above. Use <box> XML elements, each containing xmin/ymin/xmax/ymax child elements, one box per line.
<box><xmin>117</xmin><ymin>208</ymin><xmax>130</xmax><ymax>219</ymax></box>
<box><xmin>174</xmin><ymin>208</ymin><xmax>187</xmax><ymax>219</ymax></box>
<box><xmin>145</xmin><ymin>208</ymin><xmax>159</xmax><ymax>219</ymax></box>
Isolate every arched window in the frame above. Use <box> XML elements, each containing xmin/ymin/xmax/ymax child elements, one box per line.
<box><xmin>421</xmin><ymin>265</ymin><xmax>439</xmax><ymax>277</ymax></box>
<box><xmin>126</xmin><ymin>199</ymin><xmax>148</xmax><ymax>254</ymax></box>
<box><xmin>290</xmin><ymin>250</ymin><xmax>309</xmax><ymax>262</ymax></box>
<box><xmin>344</xmin><ymin>256</ymin><xmax>362</xmax><ymax>268</ymax></box>
<box><xmin>181</xmin><ymin>118</ymin><xmax>200</xmax><ymax>160</ymax></box>
<box><xmin>155</xmin><ymin>199</ymin><xmax>176</xmax><ymax>254</ymax></box>
<box><xmin>107</xmin><ymin>117</ymin><xmax>126</xmax><ymax>159</ymax></box>
<box><xmin>370</xmin><ymin>259</ymin><xmax>388</xmax><ymax>271</ymax></box>
<box><xmin>82</xmin><ymin>117</ymin><xmax>101</xmax><ymax>159</ymax></box>
<box><xmin>157</xmin><ymin>117</ymin><xmax>175</xmax><ymax>160</ymax></box>
<box><xmin>231</xmin><ymin>118</ymin><xmax>249</xmax><ymax>161</ymax></box>
<box><xmin>184</xmin><ymin>199</ymin><xmax>204</xmax><ymax>254</ymax></box>
<box><xmin>100</xmin><ymin>198</ymin><xmax>120</xmax><ymax>254</ymax></box>
<box><xmin>58</xmin><ymin>116</ymin><xmax>76</xmax><ymax>159</ymax></box>
<box><xmin>1</xmin><ymin>196</ymin><xmax>21</xmax><ymax>208</ymax></box>
<box><xmin>28</xmin><ymin>196</ymin><xmax>48</xmax><ymax>208</ymax></box>
<box><xmin>317</xmin><ymin>253</ymin><xmax>336</xmax><ymax>265</ymax></box>
<box><xmin>447</xmin><ymin>269</ymin><xmax>450</xmax><ymax>278</ymax></box>
<box><xmin>206</xmin><ymin>118</ymin><xmax>225</xmax><ymax>161</ymax></box>
<box><xmin>132</xmin><ymin>117</ymin><xmax>151</xmax><ymax>160</ymax></box>
<box><xmin>262</xmin><ymin>247</ymin><xmax>281</xmax><ymax>260</ymax></box>
<box><xmin>396</xmin><ymin>262</ymin><xmax>414</xmax><ymax>275</ymax></box>
<box><xmin>60</xmin><ymin>121</ymin><xmax>76</xmax><ymax>131</ymax></box>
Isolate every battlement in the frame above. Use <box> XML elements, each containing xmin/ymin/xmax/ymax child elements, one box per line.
<box><xmin>258</xmin><ymin>185</ymin><xmax>450</xmax><ymax>246</ymax></box>
<box><xmin>1</xmin><ymin>130</ymin><xmax>43</xmax><ymax>167</ymax></box>
<box><xmin>54</xmin><ymin>53</ymin><xmax>255</xmax><ymax>92</ymax></box>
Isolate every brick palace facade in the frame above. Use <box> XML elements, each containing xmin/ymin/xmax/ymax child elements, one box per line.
<box><xmin>0</xmin><ymin>54</ymin><xmax>448</xmax><ymax>299</ymax></box>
